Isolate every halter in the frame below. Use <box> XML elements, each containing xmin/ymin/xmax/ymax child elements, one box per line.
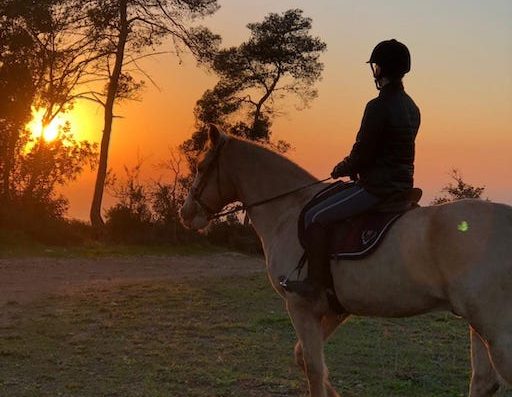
<box><xmin>190</xmin><ymin>137</ymin><xmax>331</xmax><ymax>221</ymax></box>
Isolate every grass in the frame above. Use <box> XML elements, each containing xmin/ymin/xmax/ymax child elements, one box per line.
<box><xmin>0</xmin><ymin>239</ymin><xmax>225</xmax><ymax>259</ymax></box>
<box><xmin>0</xmin><ymin>273</ymin><xmax>498</xmax><ymax>397</ymax></box>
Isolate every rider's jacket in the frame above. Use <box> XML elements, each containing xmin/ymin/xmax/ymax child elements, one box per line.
<box><xmin>336</xmin><ymin>81</ymin><xmax>421</xmax><ymax>197</ymax></box>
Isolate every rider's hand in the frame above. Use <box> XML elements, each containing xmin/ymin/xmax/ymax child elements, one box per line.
<box><xmin>330</xmin><ymin>162</ymin><xmax>346</xmax><ymax>179</ymax></box>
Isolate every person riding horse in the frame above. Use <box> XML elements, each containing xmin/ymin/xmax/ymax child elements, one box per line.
<box><xmin>285</xmin><ymin>39</ymin><xmax>421</xmax><ymax>298</ymax></box>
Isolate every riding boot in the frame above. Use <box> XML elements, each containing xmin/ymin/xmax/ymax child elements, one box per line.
<box><xmin>283</xmin><ymin>223</ymin><xmax>331</xmax><ymax>300</ymax></box>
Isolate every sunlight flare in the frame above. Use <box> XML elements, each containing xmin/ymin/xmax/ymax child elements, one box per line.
<box><xmin>26</xmin><ymin>108</ymin><xmax>65</xmax><ymax>142</ymax></box>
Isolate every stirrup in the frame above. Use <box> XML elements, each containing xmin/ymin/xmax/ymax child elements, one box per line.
<box><xmin>281</xmin><ymin>279</ymin><xmax>322</xmax><ymax>300</ymax></box>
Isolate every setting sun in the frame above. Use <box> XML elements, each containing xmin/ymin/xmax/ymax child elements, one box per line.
<box><xmin>26</xmin><ymin>108</ymin><xmax>66</xmax><ymax>142</ymax></box>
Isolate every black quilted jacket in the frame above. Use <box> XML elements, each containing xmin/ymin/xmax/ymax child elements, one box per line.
<box><xmin>336</xmin><ymin>81</ymin><xmax>421</xmax><ymax>197</ymax></box>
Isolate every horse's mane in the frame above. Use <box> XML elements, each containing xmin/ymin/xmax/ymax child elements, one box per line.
<box><xmin>228</xmin><ymin>135</ymin><xmax>318</xmax><ymax>183</ymax></box>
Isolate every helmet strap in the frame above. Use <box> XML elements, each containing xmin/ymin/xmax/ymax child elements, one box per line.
<box><xmin>370</xmin><ymin>63</ymin><xmax>387</xmax><ymax>90</ymax></box>
<box><xmin>374</xmin><ymin>77</ymin><xmax>390</xmax><ymax>91</ymax></box>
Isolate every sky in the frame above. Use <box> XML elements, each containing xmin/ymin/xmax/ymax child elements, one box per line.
<box><xmin>56</xmin><ymin>0</ymin><xmax>512</xmax><ymax>220</ymax></box>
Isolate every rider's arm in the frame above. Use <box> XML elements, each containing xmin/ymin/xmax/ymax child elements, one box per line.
<box><xmin>332</xmin><ymin>99</ymin><xmax>385</xmax><ymax>178</ymax></box>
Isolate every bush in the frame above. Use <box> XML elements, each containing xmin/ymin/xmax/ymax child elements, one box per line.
<box><xmin>104</xmin><ymin>204</ymin><xmax>154</xmax><ymax>244</ymax></box>
<box><xmin>0</xmin><ymin>196</ymin><xmax>94</xmax><ymax>246</ymax></box>
<box><xmin>207</xmin><ymin>215</ymin><xmax>262</xmax><ymax>255</ymax></box>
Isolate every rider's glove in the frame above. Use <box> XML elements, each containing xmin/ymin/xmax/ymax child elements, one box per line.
<box><xmin>331</xmin><ymin>161</ymin><xmax>347</xmax><ymax>179</ymax></box>
<box><xmin>331</xmin><ymin>160</ymin><xmax>359</xmax><ymax>181</ymax></box>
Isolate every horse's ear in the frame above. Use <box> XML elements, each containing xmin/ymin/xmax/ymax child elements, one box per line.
<box><xmin>208</xmin><ymin>124</ymin><xmax>221</xmax><ymax>147</ymax></box>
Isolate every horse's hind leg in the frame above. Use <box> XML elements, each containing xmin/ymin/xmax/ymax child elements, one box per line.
<box><xmin>287</xmin><ymin>296</ymin><xmax>331</xmax><ymax>397</ymax></box>
<box><xmin>486</xmin><ymin>331</ymin><xmax>512</xmax><ymax>387</ymax></box>
<box><xmin>469</xmin><ymin>327</ymin><xmax>501</xmax><ymax>397</ymax></box>
<box><xmin>295</xmin><ymin>313</ymin><xmax>348</xmax><ymax>397</ymax></box>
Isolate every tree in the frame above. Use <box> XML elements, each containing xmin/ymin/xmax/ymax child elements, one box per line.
<box><xmin>431</xmin><ymin>169</ymin><xmax>487</xmax><ymax>205</ymax></box>
<box><xmin>152</xmin><ymin>149</ymin><xmax>191</xmax><ymax>241</ymax></box>
<box><xmin>0</xmin><ymin>21</ymin><xmax>36</xmax><ymax>200</ymax></box>
<box><xmin>1</xmin><ymin>0</ymin><xmax>98</xmax><ymax>231</ymax></box>
<box><xmin>85</xmin><ymin>0</ymin><xmax>220</xmax><ymax>228</ymax></box>
<box><xmin>1</xmin><ymin>0</ymin><xmax>98</xmax><ymax>204</ymax></box>
<box><xmin>1</xmin><ymin>0</ymin><xmax>105</xmax><ymax>134</ymax></box>
<box><xmin>104</xmin><ymin>159</ymin><xmax>154</xmax><ymax>242</ymax></box>
<box><xmin>12</xmin><ymin>124</ymin><xmax>97</xmax><ymax>215</ymax></box>
<box><xmin>184</xmin><ymin>8</ymin><xmax>326</xmax><ymax>160</ymax></box>
<box><xmin>104</xmin><ymin>149</ymin><xmax>194</xmax><ymax>243</ymax></box>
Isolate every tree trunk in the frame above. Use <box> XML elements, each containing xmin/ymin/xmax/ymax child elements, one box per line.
<box><xmin>3</xmin><ymin>125</ymin><xmax>23</xmax><ymax>200</ymax></box>
<box><xmin>90</xmin><ymin>0</ymin><xmax>129</xmax><ymax>228</ymax></box>
<box><xmin>1</xmin><ymin>131</ymin><xmax>15</xmax><ymax>201</ymax></box>
<box><xmin>251</xmin><ymin>71</ymin><xmax>280</xmax><ymax>139</ymax></box>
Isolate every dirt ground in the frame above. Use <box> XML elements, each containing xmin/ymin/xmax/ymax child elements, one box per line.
<box><xmin>0</xmin><ymin>252</ymin><xmax>266</xmax><ymax>307</ymax></box>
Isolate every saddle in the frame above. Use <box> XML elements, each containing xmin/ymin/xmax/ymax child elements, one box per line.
<box><xmin>298</xmin><ymin>182</ymin><xmax>422</xmax><ymax>259</ymax></box>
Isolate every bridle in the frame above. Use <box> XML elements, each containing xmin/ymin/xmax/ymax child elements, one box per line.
<box><xmin>190</xmin><ymin>137</ymin><xmax>331</xmax><ymax>221</ymax></box>
<box><xmin>190</xmin><ymin>138</ymin><xmax>227</xmax><ymax>218</ymax></box>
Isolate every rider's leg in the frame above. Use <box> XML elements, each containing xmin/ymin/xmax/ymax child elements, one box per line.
<box><xmin>304</xmin><ymin>184</ymin><xmax>381</xmax><ymax>228</ymax></box>
<box><xmin>306</xmin><ymin>223</ymin><xmax>331</xmax><ymax>286</ymax></box>
<box><xmin>285</xmin><ymin>184</ymin><xmax>380</xmax><ymax>299</ymax></box>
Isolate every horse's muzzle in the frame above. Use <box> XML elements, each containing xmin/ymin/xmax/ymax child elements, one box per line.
<box><xmin>180</xmin><ymin>197</ymin><xmax>209</xmax><ymax>231</ymax></box>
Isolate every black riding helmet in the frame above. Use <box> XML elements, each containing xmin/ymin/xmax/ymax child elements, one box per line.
<box><xmin>367</xmin><ymin>39</ymin><xmax>411</xmax><ymax>79</ymax></box>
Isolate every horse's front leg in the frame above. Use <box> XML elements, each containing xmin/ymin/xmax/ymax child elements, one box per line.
<box><xmin>287</xmin><ymin>294</ymin><xmax>332</xmax><ymax>397</ymax></box>
<box><xmin>295</xmin><ymin>313</ymin><xmax>349</xmax><ymax>397</ymax></box>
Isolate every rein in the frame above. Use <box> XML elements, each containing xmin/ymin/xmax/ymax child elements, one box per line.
<box><xmin>191</xmin><ymin>136</ymin><xmax>332</xmax><ymax>221</ymax></box>
<box><xmin>208</xmin><ymin>177</ymin><xmax>332</xmax><ymax>220</ymax></box>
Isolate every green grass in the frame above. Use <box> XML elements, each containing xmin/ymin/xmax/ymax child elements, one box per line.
<box><xmin>0</xmin><ymin>274</ymin><xmax>494</xmax><ymax>396</ymax></box>
<box><xmin>0</xmin><ymin>240</ymin><xmax>225</xmax><ymax>259</ymax></box>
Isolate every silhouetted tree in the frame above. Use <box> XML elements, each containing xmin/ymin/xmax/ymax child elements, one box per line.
<box><xmin>105</xmin><ymin>151</ymin><xmax>194</xmax><ymax>243</ymax></box>
<box><xmin>1</xmin><ymin>0</ymin><xmax>105</xmax><ymax>135</ymax></box>
<box><xmin>152</xmin><ymin>149</ymin><xmax>191</xmax><ymax>242</ymax></box>
<box><xmin>0</xmin><ymin>17</ymin><xmax>36</xmax><ymax>199</ymax></box>
<box><xmin>13</xmin><ymin>124</ymin><xmax>97</xmax><ymax>212</ymax></box>
<box><xmin>0</xmin><ymin>0</ymin><xmax>97</xmax><ymax>212</ymax></box>
<box><xmin>85</xmin><ymin>0</ymin><xmax>220</xmax><ymax>228</ymax></box>
<box><xmin>105</xmin><ymin>160</ymin><xmax>154</xmax><ymax>242</ymax></box>
<box><xmin>0</xmin><ymin>123</ymin><xmax>97</xmax><ymax>242</ymax></box>
<box><xmin>431</xmin><ymin>169</ymin><xmax>487</xmax><ymax>204</ymax></box>
<box><xmin>182</xmin><ymin>8</ymin><xmax>326</xmax><ymax>164</ymax></box>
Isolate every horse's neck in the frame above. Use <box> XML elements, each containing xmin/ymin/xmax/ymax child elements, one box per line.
<box><xmin>227</xmin><ymin>138</ymin><xmax>321</xmax><ymax>250</ymax></box>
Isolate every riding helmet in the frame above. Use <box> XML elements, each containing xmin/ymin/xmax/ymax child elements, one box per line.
<box><xmin>367</xmin><ymin>39</ymin><xmax>411</xmax><ymax>78</ymax></box>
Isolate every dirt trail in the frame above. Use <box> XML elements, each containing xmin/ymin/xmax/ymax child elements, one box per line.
<box><xmin>0</xmin><ymin>252</ymin><xmax>265</xmax><ymax>307</ymax></box>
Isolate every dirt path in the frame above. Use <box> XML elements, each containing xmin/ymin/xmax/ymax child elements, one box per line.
<box><xmin>0</xmin><ymin>252</ymin><xmax>265</xmax><ymax>307</ymax></box>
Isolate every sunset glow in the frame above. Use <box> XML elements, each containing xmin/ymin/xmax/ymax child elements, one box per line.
<box><xmin>26</xmin><ymin>108</ymin><xmax>66</xmax><ymax>142</ymax></box>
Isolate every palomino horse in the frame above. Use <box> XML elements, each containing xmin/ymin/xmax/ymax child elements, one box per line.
<box><xmin>180</xmin><ymin>125</ymin><xmax>512</xmax><ymax>397</ymax></box>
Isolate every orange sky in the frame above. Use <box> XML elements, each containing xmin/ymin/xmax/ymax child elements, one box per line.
<box><xmin>58</xmin><ymin>0</ymin><xmax>512</xmax><ymax>220</ymax></box>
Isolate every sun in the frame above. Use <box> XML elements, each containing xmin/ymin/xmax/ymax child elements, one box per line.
<box><xmin>26</xmin><ymin>108</ymin><xmax>65</xmax><ymax>142</ymax></box>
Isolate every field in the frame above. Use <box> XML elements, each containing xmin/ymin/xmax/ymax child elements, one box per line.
<box><xmin>0</xmin><ymin>251</ymin><xmax>506</xmax><ymax>396</ymax></box>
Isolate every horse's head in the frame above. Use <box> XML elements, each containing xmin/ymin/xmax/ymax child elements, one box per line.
<box><xmin>180</xmin><ymin>124</ymin><xmax>237</xmax><ymax>231</ymax></box>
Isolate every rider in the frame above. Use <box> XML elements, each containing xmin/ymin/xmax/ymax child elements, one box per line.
<box><xmin>285</xmin><ymin>39</ymin><xmax>421</xmax><ymax>299</ymax></box>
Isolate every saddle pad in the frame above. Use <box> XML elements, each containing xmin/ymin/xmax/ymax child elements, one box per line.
<box><xmin>328</xmin><ymin>211</ymin><xmax>403</xmax><ymax>259</ymax></box>
<box><xmin>298</xmin><ymin>181</ymin><xmax>417</xmax><ymax>260</ymax></box>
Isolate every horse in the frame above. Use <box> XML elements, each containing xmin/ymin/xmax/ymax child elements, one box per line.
<box><xmin>180</xmin><ymin>125</ymin><xmax>512</xmax><ymax>397</ymax></box>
